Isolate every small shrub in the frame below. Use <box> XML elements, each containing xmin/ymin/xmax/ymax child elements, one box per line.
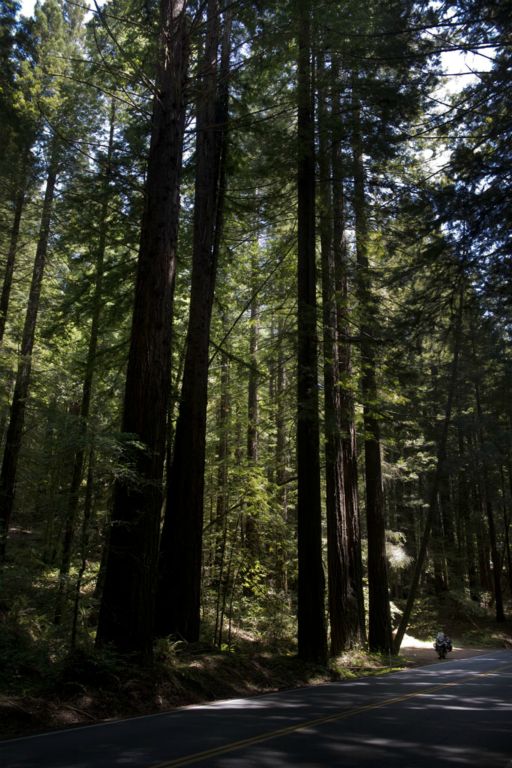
<box><xmin>0</xmin><ymin>619</ymin><xmax>51</xmax><ymax>691</ymax></box>
<box><xmin>52</xmin><ymin>646</ymin><xmax>126</xmax><ymax>694</ymax></box>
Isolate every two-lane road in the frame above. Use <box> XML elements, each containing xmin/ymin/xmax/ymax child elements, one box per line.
<box><xmin>2</xmin><ymin>650</ymin><xmax>511</xmax><ymax>767</ymax></box>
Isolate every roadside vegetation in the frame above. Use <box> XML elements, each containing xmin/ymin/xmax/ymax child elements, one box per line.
<box><xmin>1</xmin><ymin>556</ymin><xmax>510</xmax><ymax>740</ymax></box>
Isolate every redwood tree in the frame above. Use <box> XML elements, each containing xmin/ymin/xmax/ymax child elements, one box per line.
<box><xmin>155</xmin><ymin>0</ymin><xmax>231</xmax><ymax>642</ymax></box>
<box><xmin>296</xmin><ymin>0</ymin><xmax>327</xmax><ymax>663</ymax></box>
<box><xmin>351</xmin><ymin>79</ymin><xmax>392</xmax><ymax>654</ymax></box>
<box><xmin>96</xmin><ymin>0</ymin><xmax>190</xmax><ymax>661</ymax></box>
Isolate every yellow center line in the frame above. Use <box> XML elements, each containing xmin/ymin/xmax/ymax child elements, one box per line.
<box><xmin>152</xmin><ymin>662</ymin><xmax>512</xmax><ymax>768</ymax></box>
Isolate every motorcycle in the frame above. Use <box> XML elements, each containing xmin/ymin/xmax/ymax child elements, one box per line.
<box><xmin>434</xmin><ymin>633</ymin><xmax>452</xmax><ymax>659</ymax></box>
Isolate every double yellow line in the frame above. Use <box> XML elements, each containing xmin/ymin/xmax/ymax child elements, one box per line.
<box><xmin>153</xmin><ymin>662</ymin><xmax>511</xmax><ymax>767</ymax></box>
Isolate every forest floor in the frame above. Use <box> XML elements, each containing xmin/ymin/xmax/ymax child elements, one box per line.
<box><xmin>1</xmin><ymin>616</ymin><xmax>511</xmax><ymax>742</ymax></box>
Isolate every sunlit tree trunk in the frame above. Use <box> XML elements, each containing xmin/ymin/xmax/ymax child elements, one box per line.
<box><xmin>331</xmin><ymin>61</ymin><xmax>365</xmax><ymax>647</ymax></box>
<box><xmin>96</xmin><ymin>0</ymin><xmax>189</xmax><ymax>663</ymax></box>
<box><xmin>156</xmin><ymin>0</ymin><xmax>232</xmax><ymax>641</ymax></box>
<box><xmin>213</xmin><ymin>343</ymin><xmax>230</xmax><ymax>646</ymax></box>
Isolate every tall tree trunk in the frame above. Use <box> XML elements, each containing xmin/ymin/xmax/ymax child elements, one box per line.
<box><xmin>351</xmin><ymin>80</ymin><xmax>391</xmax><ymax>653</ymax></box>
<box><xmin>54</xmin><ymin>101</ymin><xmax>116</xmax><ymax>626</ymax></box>
<box><xmin>430</xmin><ymin>362</ymin><xmax>449</xmax><ymax>593</ymax></box>
<box><xmin>244</xmin><ymin>249</ymin><xmax>259</xmax><ymax>555</ymax></box>
<box><xmin>394</xmin><ymin>289</ymin><xmax>463</xmax><ymax>653</ymax></box>
<box><xmin>40</xmin><ymin>400</ymin><xmax>58</xmax><ymax>564</ymax></box>
<box><xmin>473</xmin><ymin>479</ymin><xmax>492</xmax><ymax>591</ymax></box>
<box><xmin>213</xmin><ymin>343</ymin><xmax>230</xmax><ymax>646</ymax></box>
<box><xmin>458</xmin><ymin>427</ymin><xmax>479</xmax><ymax>601</ymax></box>
<box><xmin>500</xmin><ymin>465</ymin><xmax>512</xmax><ymax>599</ymax></box>
<box><xmin>70</xmin><ymin>444</ymin><xmax>96</xmax><ymax>650</ymax></box>
<box><xmin>0</xmin><ymin>175</ymin><xmax>26</xmax><ymax>346</ymax></box>
<box><xmin>464</xmin><ymin>506</ymin><xmax>480</xmax><ymax>601</ymax></box>
<box><xmin>331</xmin><ymin>61</ymin><xmax>365</xmax><ymax>647</ymax></box>
<box><xmin>317</xmin><ymin>53</ymin><xmax>349</xmax><ymax>656</ymax></box>
<box><xmin>440</xmin><ymin>478</ymin><xmax>458</xmax><ymax>587</ymax></box>
<box><xmin>275</xmin><ymin>313</ymin><xmax>289</xmax><ymax>593</ymax></box>
<box><xmin>432</xmin><ymin>486</ymin><xmax>449</xmax><ymax>594</ymax></box>
<box><xmin>95</xmin><ymin>0</ymin><xmax>189</xmax><ymax>663</ymax></box>
<box><xmin>247</xmin><ymin>255</ymin><xmax>259</xmax><ymax>465</ymax></box>
<box><xmin>156</xmin><ymin>0</ymin><xmax>231</xmax><ymax>641</ymax></box>
<box><xmin>467</xmin><ymin>429</ymin><xmax>492</xmax><ymax>591</ymax></box>
<box><xmin>0</xmin><ymin>148</ymin><xmax>58</xmax><ymax>562</ymax></box>
<box><xmin>473</xmin><ymin>379</ymin><xmax>505</xmax><ymax>622</ymax></box>
<box><xmin>164</xmin><ymin>322</ymin><xmax>186</xmax><ymax>488</ymax></box>
<box><xmin>296</xmin><ymin>0</ymin><xmax>327</xmax><ymax>664</ymax></box>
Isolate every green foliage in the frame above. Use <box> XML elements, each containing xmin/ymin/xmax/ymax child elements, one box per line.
<box><xmin>0</xmin><ymin>0</ymin><xmax>510</xmax><ymax>699</ymax></box>
<box><xmin>0</xmin><ymin>613</ymin><xmax>52</xmax><ymax>691</ymax></box>
<box><xmin>385</xmin><ymin>531</ymin><xmax>413</xmax><ymax>572</ymax></box>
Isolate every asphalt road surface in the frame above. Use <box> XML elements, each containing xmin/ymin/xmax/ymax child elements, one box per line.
<box><xmin>1</xmin><ymin>649</ymin><xmax>511</xmax><ymax>767</ymax></box>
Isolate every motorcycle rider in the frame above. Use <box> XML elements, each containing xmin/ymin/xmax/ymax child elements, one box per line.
<box><xmin>434</xmin><ymin>630</ymin><xmax>452</xmax><ymax>657</ymax></box>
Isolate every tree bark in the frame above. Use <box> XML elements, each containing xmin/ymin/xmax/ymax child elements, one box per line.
<box><xmin>331</xmin><ymin>61</ymin><xmax>365</xmax><ymax>647</ymax></box>
<box><xmin>213</xmin><ymin>343</ymin><xmax>230</xmax><ymax>646</ymax></box>
<box><xmin>317</xmin><ymin>53</ymin><xmax>350</xmax><ymax>656</ymax></box>
<box><xmin>296</xmin><ymin>0</ymin><xmax>327</xmax><ymax>664</ymax></box>
<box><xmin>473</xmin><ymin>476</ymin><xmax>492</xmax><ymax>591</ymax></box>
<box><xmin>351</xmin><ymin>80</ymin><xmax>391</xmax><ymax>653</ymax></box>
<box><xmin>458</xmin><ymin>427</ymin><xmax>479</xmax><ymax>601</ymax></box>
<box><xmin>473</xmin><ymin>379</ymin><xmax>505</xmax><ymax>622</ymax></box>
<box><xmin>155</xmin><ymin>0</ymin><xmax>231</xmax><ymax>641</ymax></box>
<box><xmin>244</xmin><ymin>249</ymin><xmax>259</xmax><ymax>555</ymax></box>
<box><xmin>440</xmin><ymin>476</ymin><xmax>458</xmax><ymax>587</ymax></box>
<box><xmin>95</xmin><ymin>0</ymin><xmax>189</xmax><ymax>663</ymax></box>
<box><xmin>500</xmin><ymin>465</ymin><xmax>512</xmax><ymax>600</ymax></box>
<box><xmin>247</xmin><ymin>257</ymin><xmax>259</xmax><ymax>465</ymax></box>
<box><xmin>0</xmin><ymin>148</ymin><xmax>58</xmax><ymax>562</ymax></box>
<box><xmin>274</xmin><ymin>313</ymin><xmax>289</xmax><ymax>593</ymax></box>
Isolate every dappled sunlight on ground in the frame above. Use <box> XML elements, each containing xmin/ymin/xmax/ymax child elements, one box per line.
<box><xmin>193</xmin><ymin>663</ymin><xmax>512</xmax><ymax>766</ymax></box>
<box><xmin>398</xmin><ymin>633</ymin><xmax>435</xmax><ymax>649</ymax></box>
